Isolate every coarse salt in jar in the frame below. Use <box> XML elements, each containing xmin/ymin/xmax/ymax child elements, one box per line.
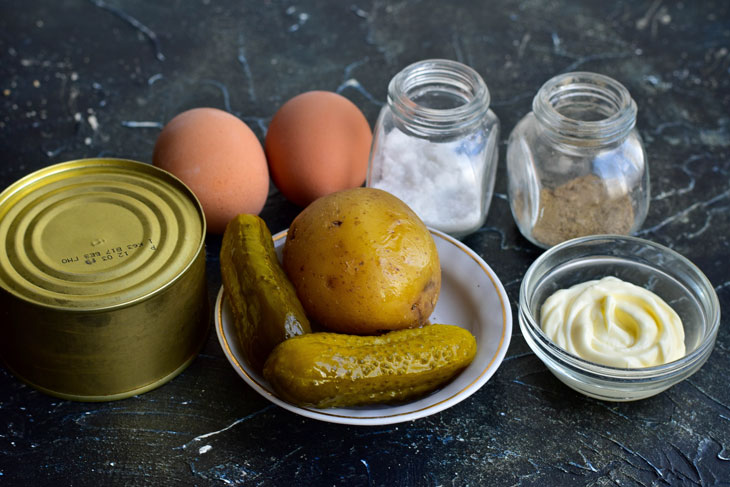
<box><xmin>366</xmin><ymin>59</ymin><xmax>500</xmax><ymax>238</ymax></box>
<box><xmin>506</xmin><ymin>71</ymin><xmax>649</xmax><ymax>248</ymax></box>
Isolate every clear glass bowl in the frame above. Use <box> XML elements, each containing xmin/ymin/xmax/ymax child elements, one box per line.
<box><xmin>519</xmin><ymin>235</ymin><xmax>720</xmax><ymax>401</ymax></box>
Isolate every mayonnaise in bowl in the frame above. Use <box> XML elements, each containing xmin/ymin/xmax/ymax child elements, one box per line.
<box><xmin>540</xmin><ymin>276</ymin><xmax>686</xmax><ymax>368</ymax></box>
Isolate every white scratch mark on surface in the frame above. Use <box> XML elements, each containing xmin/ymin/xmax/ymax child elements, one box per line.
<box><xmin>452</xmin><ymin>33</ymin><xmax>465</xmax><ymax>63</ymax></box>
<box><xmin>502</xmin><ymin>352</ymin><xmax>535</xmax><ymax>362</ymax></box>
<box><xmin>199</xmin><ymin>79</ymin><xmax>232</xmax><ymax>113</ymax></box>
<box><xmin>335</xmin><ymin>58</ymin><xmax>383</xmax><ymax>106</ymax></box>
<box><xmin>517</xmin><ymin>33</ymin><xmax>531</xmax><ymax>59</ymax></box>
<box><xmin>686</xmin><ymin>380</ymin><xmax>730</xmax><ymax>414</ymax></box>
<box><xmin>87</xmin><ymin>114</ymin><xmax>99</xmax><ymax>131</ymax></box>
<box><xmin>549</xmin><ymin>36</ymin><xmax>635</xmax><ymax>72</ymax></box>
<box><xmin>360</xmin><ymin>458</ymin><xmax>372</xmax><ymax>482</ymax></box>
<box><xmin>45</xmin><ymin>144</ymin><xmax>67</xmax><ymax>157</ymax></box>
<box><xmin>562</xmin><ymin>51</ymin><xmax>634</xmax><ymax>72</ymax></box>
<box><xmin>651</xmin><ymin>154</ymin><xmax>703</xmax><ymax>201</ymax></box>
<box><xmin>715</xmin><ymin>281</ymin><xmax>730</xmax><ymax>292</ymax></box>
<box><xmin>121</xmin><ymin>120</ymin><xmax>163</xmax><ymax>128</ymax></box>
<box><xmin>237</xmin><ymin>34</ymin><xmax>256</xmax><ymax>102</ymax></box>
<box><xmin>716</xmin><ymin>439</ymin><xmax>730</xmax><ymax>460</ymax></box>
<box><xmin>178</xmin><ymin>406</ymin><xmax>272</xmax><ymax>450</ymax></box>
<box><xmin>636</xmin><ymin>0</ymin><xmax>662</xmax><ymax>30</ymax></box>
<box><xmin>89</xmin><ymin>0</ymin><xmax>165</xmax><ymax>61</ymax></box>
<box><xmin>351</xmin><ymin>5</ymin><xmax>369</xmax><ymax>18</ymax></box>
<box><xmin>551</xmin><ymin>32</ymin><xmax>561</xmax><ymax>52</ymax></box>
<box><xmin>470</xmin><ymin>226</ymin><xmax>535</xmax><ymax>252</ymax></box>
<box><xmin>636</xmin><ymin>0</ymin><xmax>671</xmax><ymax>37</ymax></box>
<box><xmin>286</xmin><ymin>6</ymin><xmax>309</xmax><ymax>32</ymax></box>
<box><xmin>343</xmin><ymin>58</ymin><xmax>368</xmax><ymax>80</ymax></box>
<box><xmin>638</xmin><ymin>187</ymin><xmax>730</xmax><ymax>236</ymax></box>
<box><xmin>606</xmin><ymin>436</ymin><xmax>665</xmax><ymax>479</ymax></box>
<box><xmin>147</xmin><ymin>73</ymin><xmax>163</xmax><ymax>85</ymax></box>
<box><xmin>336</xmin><ymin>78</ymin><xmax>378</xmax><ymax>102</ymax></box>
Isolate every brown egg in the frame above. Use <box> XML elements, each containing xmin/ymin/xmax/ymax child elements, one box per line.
<box><xmin>153</xmin><ymin>108</ymin><xmax>269</xmax><ymax>234</ymax></box>
<box><xmin>265</xmin><ymin>91</ymin><xmax>372</xmax><ymax>207</ymax></box>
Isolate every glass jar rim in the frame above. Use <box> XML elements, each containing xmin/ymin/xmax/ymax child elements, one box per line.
<box><xmin>532</xmin><ymin>72</ymin><xmax>637</xmax><ymax>144</ymax></box>
<box><xmin>388</xmin><ymin>59</ymin><xmax>491</xmax><ymax>135</ymax></box>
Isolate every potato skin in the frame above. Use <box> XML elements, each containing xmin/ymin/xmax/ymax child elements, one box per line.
<box><xmin>282</xmin><ymin>187</ymin><xmax>441</xmax><ymax>334</ymax></box>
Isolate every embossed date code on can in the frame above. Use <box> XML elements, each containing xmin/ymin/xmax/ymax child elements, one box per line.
<box><xmin>59</xmin><ymin>239</ymin><xmax>158</xmax><ymax>266</ymax></box>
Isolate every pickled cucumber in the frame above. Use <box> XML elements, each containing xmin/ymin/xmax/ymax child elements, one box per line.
<box><xmin>220</xmin><ymin>214</ymin><xmax>311</xmax><ymax>371</ymax></box>
<box><xmin>263</xmin><ymin>324</ymin><xmax>477</xmax><ymax>408</ymax></box>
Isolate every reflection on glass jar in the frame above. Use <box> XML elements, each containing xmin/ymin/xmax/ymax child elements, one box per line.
<box><xmin>506</xmin><ymin>72</ymin><xmax>649</xmax><ymax>249</ymax></box>
<box><xmin>367</xmin><ymin>59</ymin><xmax>500</xmax><ymax>238</ymax></box>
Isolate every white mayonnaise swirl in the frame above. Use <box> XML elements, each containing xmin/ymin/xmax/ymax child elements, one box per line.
<box><xmin>540</xmin><ymin>276</ymin><xmax>685</xmax><ymax>368</ymax></box>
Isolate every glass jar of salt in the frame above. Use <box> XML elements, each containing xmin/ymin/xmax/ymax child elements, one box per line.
<box><xmin>366</xmin><ymin>59</ymin><xmax>500</xmax><ymax>238</ymax></box>
<box><xmin>506</xmin><ymin>72</ymin><xmax>649</xmax><ymax>249</ymax></box>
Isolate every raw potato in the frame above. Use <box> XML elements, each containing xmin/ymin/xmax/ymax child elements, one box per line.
<box><xmin>283</xmin><ymin>187</ymin><xmax>441</xmax><ymax>334</ymax></box>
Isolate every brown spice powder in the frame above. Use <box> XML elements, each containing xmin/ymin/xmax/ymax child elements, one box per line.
<box><xmin>530</xmin><ymin>173</ymin><xmax>635</xmax><ymax>247</ymax></box>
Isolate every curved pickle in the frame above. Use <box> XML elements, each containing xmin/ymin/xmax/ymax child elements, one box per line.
<box><xmin>220</xmin><ymin>214</ymin><xmax>311</xmax><ymax>371</ymax></box>
<box><xmin>263</xmin><ymin>324</ymin><xmax>477</xmax><ymax>408</ymax></box>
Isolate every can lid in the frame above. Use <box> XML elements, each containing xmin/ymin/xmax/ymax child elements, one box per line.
<box><xmin>0</xmin><ymin>158</ymin><xmax>205</xmax><ymax>310</ymax></box>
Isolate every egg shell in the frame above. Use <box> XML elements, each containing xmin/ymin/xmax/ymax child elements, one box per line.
<box><xmin>265</xmin><ymin>91</ymin><xmax>372</xmax><ymax>207</ymax></box>
<box><xmin>152</xmin><ymin>107</ymin><xmax>269</xmax><ymax>234</ymax></box>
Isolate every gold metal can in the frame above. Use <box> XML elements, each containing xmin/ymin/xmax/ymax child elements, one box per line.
<box><xmin>0</xmin><ymin>158</ymin><xmax>209</xmax><ymax>401</ymax></box>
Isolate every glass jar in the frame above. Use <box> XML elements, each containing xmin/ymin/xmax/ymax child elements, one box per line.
<box><xmin>366</xmin><ymin>59</ymin><xmax>500</xmax><ymax>238</ymax></box>
<box><xmin>506</xmin><ymin>72</ymin><xmax>649</xmax><ymax>249</ymax></box>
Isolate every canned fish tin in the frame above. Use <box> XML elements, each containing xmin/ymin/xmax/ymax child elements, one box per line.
<box><xmin>0</xmin><ymin>158</ymin><xmax>209</xmax><ymax>401</ymax></box>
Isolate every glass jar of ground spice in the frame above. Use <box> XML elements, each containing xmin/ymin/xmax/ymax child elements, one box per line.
<box><xmin>367</xmin><ymin>59</ymin><xmax>500</xmax><ymax>238</ymax></box>
<box><xmin>506</xmin><ymin>72</ymin><xmax>649</xmax><ymax>248</ymax></box>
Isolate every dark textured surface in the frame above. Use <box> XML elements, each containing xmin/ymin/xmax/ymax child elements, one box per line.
<box><xmin>1</xmin><ymin>1</ymin><xmax>729</xmax><ymax>485</ymax></box>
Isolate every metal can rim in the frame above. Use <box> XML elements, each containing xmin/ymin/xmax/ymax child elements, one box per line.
<box><xmin>0</xmin><ymin>157</ymin><xmax>207</xmax><ymax>312</ymax></box>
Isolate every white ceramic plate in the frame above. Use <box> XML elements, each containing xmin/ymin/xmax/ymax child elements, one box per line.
<box><xmin>215</xmin><ymin>228</ymin><xmax>512</xmax><ymax>426</ymax></box>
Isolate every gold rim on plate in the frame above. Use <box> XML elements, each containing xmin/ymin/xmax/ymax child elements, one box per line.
<box><xmin>215</xmin><ymin>228</ymin><xmax>511</xmax><ymax>425</ymax></box>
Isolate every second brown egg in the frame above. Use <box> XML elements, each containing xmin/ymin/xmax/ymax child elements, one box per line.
<box><xmin>265</xmin><ymin>91</ymin><xmax>372</xmax><ymax>207</ymax></box>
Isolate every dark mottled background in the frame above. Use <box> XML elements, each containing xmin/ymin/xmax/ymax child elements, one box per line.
<box><xmin>1</xmin><ymin>1</ymin><xmax>729</xmax><ymax>485</ymax></box>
